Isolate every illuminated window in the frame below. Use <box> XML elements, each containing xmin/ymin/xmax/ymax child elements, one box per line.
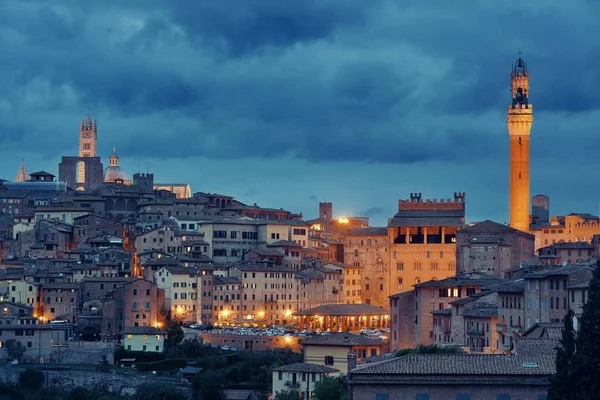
<box><xmin>142</xmin><ymin>335</ymin><xmax>147</xmax><ymax>340</ymax></box>
<box><xmin>127</xmin><ymin>335</ymin><xmax>132</xmax><ymax>340</ymax></box>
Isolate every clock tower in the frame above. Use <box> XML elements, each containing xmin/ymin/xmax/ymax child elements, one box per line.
<box><xmin>507</xmin><ymin>55</ymin><xmax>533</xmax><ymax>232</ymax></box>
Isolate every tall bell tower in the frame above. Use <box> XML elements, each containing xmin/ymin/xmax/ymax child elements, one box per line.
<box><xmin>507</xmin><ymin>54</ymin><xmax>533</xmax><ymax>232</ymax></box>
<box><xmin>79</xmin><ymin>108</ymin><xmax>97</xmax><ymax>158</ymax></box>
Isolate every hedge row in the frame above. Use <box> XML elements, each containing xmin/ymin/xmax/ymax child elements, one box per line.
<box><xmin>136</xmin><ymin>358</ymin><xmax>187</xmax><ymax>372</ymax></box>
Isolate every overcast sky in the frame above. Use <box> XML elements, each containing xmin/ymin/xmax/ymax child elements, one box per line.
<box><xmin>1</xmin><ymin>0</ymin><xmax>599</xmax><ymax>226</ymax></box>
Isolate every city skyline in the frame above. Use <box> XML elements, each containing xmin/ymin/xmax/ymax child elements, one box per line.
<box><xmin>2</xmin><ymin>1</ymin><xmax>600</xmax><ymax>225</ymax></box>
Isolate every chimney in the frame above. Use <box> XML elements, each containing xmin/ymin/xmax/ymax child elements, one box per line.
<box><xmin>347</xmin><ymin>352</ymin><xmax>357</xmax><ymax>372</ymax></box>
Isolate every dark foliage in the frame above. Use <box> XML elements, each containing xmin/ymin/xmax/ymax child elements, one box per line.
<box><xmin>548</xmin><ymin>310</ymin><xmax>576</xmax><ymax>400</ymax></box>
<box><xmin>5</xmin><ymin>339</ymin><xmax>26</xmax><ymax>361</ymax></box>
<box><xmin>18</xmin><ymin>369</ymin><xmax>45</xmax><ymax>392</ymax></box>
<box><xmin>313</xmin><ymin>375</ymin><xmax>347</xmax><ymax>400</ymax></box>
<box><xmin>166</xmin><ymin>322</ymin><xmax>184</xmax><ymax>348</ymax></box>
<box><xmin>133</xmin><ymin>383</ymin><xmax>188</xmax><ymax>400</ymax></box>
<box><xmin>395</xmin><ymin>344</ymin><xmax>460</xmax><ymax>357</ymax></box>
<box><xmin>136</xmin><ymin>358</ymin><xmax>187</xmax><ymax>372</ymax></box>
<box><xmin>113</xmin><ymin>346</ymin><xmax>166</xmax><ymax>363</ymax></box>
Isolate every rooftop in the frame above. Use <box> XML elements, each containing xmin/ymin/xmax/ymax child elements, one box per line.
<box><xmin>389</xmin><ymin>209</ymin><xmax>464</xmax><ymax>228</ymax></box>
<box><xmin>301</xmin><ymin>333</ymin><xmax>382</xmax><ymax>347</ymax></box>
<box><xmin>272</xmin><ymin>362</ymin><xmax>339</xmax><ymax>373</ymax></box>
<box><xmin>123</xmin><ymin>326</ymin><xmax>167</xmax><ymax>335</ymax></box>
<box><xmin>351</xmin><ymin>353</ymin><xmax>555</xmax><ymax>376</ymax></box>
<box><xmin>415</xmin><ymin>273</ymin><xmax>502</xmax><ymax>288</ymax></box>
<box><xmin>294</xmin><ymin>303</ymin><xmax>389</xmax><ymax>317</ymax></box>
<box><xmin>458</xmin><ymin>220</ymin><xmax>534</xmax><ymax>238</ymax></box>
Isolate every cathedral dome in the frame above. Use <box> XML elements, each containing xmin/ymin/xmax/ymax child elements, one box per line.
<box><xmin>103</xmin><ymin>147</ymin><xmax>130</xmax><ymax>183</ymax></box>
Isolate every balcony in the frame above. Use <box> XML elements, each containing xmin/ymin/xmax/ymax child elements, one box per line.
<box><xmin>495</xmin><ymin>324</ymin><xmax>506</xmax><ymax>333</ymax></box>
<box><xmin>285</xmin><ymin>381</ymin><xmax>300</xmax><ymax>389</ymax></box>
<box><xmin>467</xmin><ymin>328</ymin><xmax>485</xmax><ymax>336</ymax></box>
<box><xmin>510</xmin><ymin>325</ymin><xmax>523</xmax><ymax>334</ymax></box>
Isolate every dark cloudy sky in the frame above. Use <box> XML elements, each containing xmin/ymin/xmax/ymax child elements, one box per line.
<box><xmin>1</xmin><ymin>0</ymin><xmax>600</xmax><ymax>226</ymax></box>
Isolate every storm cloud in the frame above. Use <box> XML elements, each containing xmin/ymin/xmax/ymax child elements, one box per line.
<box><xmin>1</xmin><ymin>0</ymin><xmax>600</xmax><ymax>224</ymax></box>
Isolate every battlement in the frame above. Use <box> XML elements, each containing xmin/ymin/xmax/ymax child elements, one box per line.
<box><xmin>398</xmin><ymin>192</ymin><xmax>466</xmax><ymax>211</ymax></box>
<box><xmin>133</xmin><ymin>173</ymin><xmax>154</xmax><ymax>179</ymax></box>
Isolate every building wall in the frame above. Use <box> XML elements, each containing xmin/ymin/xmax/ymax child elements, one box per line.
<box><xmin>303</xmin><ymin>344</ymin><xmax>380</xmax><ymax>374</ymax></box>
<box><xmin>5</xmin><ymin>281</ymin><xmax>40</xmax><ymax>312</ymax></box>
<box><xmin>456</xmin><ymin>226</ymin><xmax>535</xmax><ymax>277</ymax></box>
<box><xmin>200</xmin><ymin>333</ymin><xmax>301</xmax><ymax>352</ymax></box>
<box><xmin>497</xmin><ymin>291</ymin><xmax>524</xmax><ymax>350</ymax></box>
<box><xmin>124</xmin><ymin>333</ymin><xmax>165</xmax><ymax>352</ymax></box>
<box><xmin>213</xmin><ymin>280</ymin><xmax>242</xmax><ymax>324</ymax></box>
<box><xmin>344</xmin><ymin>232</ymin><xmax>389</xmax><ymax>307</ymax></box>
<box><xmin>348</xmin><ymin>382</ymin><xmax>549</xmax><ymax>400</ymax></box>
<box><xmin>459</xmin><ymin>242</ymin><xmax>512</xmax><ymax>276</ymax></box>
<box><xmin>153</xmin><ymin>268</ymin><xmax>199</xmax><ymax>323</ymax></box>
<box><xmin>389</xmin><ymin>291</ymin><xmax>416</xmax><ymax>351</ymax></box>
<box><xmin>272</xmin><ymin>370</ymin><xmax>330</xmax><ymax>399</ymax></box>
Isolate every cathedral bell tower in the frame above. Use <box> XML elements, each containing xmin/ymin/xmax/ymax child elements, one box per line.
<box><xmin>507</xmin><ymin>55</ymin><xmax>533</xmax><ymax>232</ymax></box>
<box><xmin>79</xmin><ymin>108</ymin><xmax>97</xmax><ymax>158</ymax></box>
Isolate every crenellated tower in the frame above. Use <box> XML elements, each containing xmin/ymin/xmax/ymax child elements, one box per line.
<box><xmin>507</xmin><ymin>55</ymin><xmax>533</xmax><ymax>232</ymax></box>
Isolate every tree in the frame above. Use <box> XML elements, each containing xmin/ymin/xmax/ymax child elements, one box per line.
<box><xmin>274</xmin><ymin>390</ymin><xmax>300</xmax><ymax>400</ymax></box>
<box><xmin>166</xmin><ymin>322</ymin><xmax>184</xmax><ymax>348</ymax></box>
<box><xmin>133</xmin><ymin>383</ymin><xmax>187</xmax><ymax>400</ymax></box>
<box><xmin>572</xmin><ymin>262</ymin><xmax>600</xmax><ymax>398</ymax></box>
<box><xmin>18</xmin><ymin>369</ymin><xmax>45</xmax><ymax>392</ymax></box>
<box><xmin>313</xmin><ymin>375</ymin><xmax>347</xmax><ymax>400</ymax></box>
<box><xmin>548</xmin><ymin>310</ymin><xmax>576</xmax><ymax>400</ymax></box>
<box><xmin>0</xmin><ymin>383</ymin><xmax>25</xmax><ymax>400</ymax></box>
<box><xmin>5</xmin><ymin>339</ymin><xmax>26</xmax><ymax>361</ymax></box>
<box><xmin>192</xmin><ymin>370</ymin><xmax>225</xmax><ymax>400</ymax></box>
<box><xmin>64</xmin><ymin>387</ymin><xmax>96</xmax><ymax>400</ymax></box>
<box><xmin>395</xmin><ymin>344</ymin><xmax>459</xmax><ymax>357</ymax></box>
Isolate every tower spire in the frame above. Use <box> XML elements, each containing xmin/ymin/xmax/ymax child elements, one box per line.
<box><xmin>507</xmin><ymin>53</ymin><xmax>534</xmax><ymax>232</ymax></box>
<box><xmin>15</xmin><ymin>159</ymin><xmax>29</xmax><ymax>182</ymax></box>
<box><xmin>79</xmin><ymin>108</ymin><xmax>97</xmax><ymax>158</ymax></box>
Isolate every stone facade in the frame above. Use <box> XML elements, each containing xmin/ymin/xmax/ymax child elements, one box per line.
<box><xmin>456</xmin><ymin>220</ymin><xmax>535</xmax><ymax>277</ymax></box>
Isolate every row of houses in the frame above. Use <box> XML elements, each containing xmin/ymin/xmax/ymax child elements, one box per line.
<box><xmin>389</xmin><ymin>262</ymin><xmax>594</xmax><ymax>353</ymax></box>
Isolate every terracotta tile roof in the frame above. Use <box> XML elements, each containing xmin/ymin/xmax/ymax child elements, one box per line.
<box><xmin>273</xmin><ymin>362</ymin><xmax>339</xmax><ymax>373</ymax></box>
<box><xmin>461</xmin><ymin>306</ymin><xmax>498</xmax><ymax>318</ymax></box>
<box><xmin>415</xmin><ymin>273</ymin><xmax>502</xmax><ymax>288</ymax></box>
<box><xmin>293</xmin><ymin>303</ymin><xmax>389</xmax><ymax>317</ymax></box>
<box><xmin>352</xmin><ymin>353</ymin><xmax>556</xmax><ymax>375</ymax></box>
<box><xmin>458</xmin><ymin>220</ymin><xmax>533</xmax><ymax>237</ymax></box>
<box><xmin>389</xmin><ymin>209</ymin><xmax>464</xmax><ymax>228</ymax></box>
<box><xmin>267</xmin><ymin>240</ymin><xmax>302</xmax><ymax>248</ymax></box>
<box><xmin>123</xmin><ymin>326</ymin><xmax>167</xmax><ymax>335</ymax></box>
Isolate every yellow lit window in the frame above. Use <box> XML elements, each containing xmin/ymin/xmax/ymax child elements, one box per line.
<box><xmin>127</xmin><ymin>335</ymin><xmax>132</xmax><ymax>340</ymax></box>
<box><xmin>142</xmin><ymin>335</ymin><xmax>147</xmax><ymax>340</ymax></box>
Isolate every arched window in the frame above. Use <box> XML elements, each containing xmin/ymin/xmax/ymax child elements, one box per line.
<box><xmin>397</xmin><ymin>278</ymin><xmax>403</xmax><ymax>291</ymax></box>
<box><xmin>365</xmin><ymin>278</ymin><xmax>370</xmax><ymax>291</ymax></box>
<box><xmin>379</xmin><ymin>278</ymin><xmax>384</xmax><ymax>291</ymax></box>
